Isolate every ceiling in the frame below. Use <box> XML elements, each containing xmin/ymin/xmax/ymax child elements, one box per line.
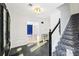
<box><xmin>6</xmin><ymin>3</ymin><xmax>63</xmax><ymax>19</ymax></box>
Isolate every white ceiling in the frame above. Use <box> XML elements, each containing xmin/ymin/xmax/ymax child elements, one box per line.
<box><xmin>6</xmin><ymin>3</ymin><xmax>63</xmax><ymax>19</ymax></box>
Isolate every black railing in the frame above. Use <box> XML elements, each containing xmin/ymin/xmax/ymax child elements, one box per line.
<box><xmin>5</xmin><ymin>10</ymin><xmax>11</xmax><ymax>56</ymax></box>
<box><xmin>49</xmin><ymin>19</ymin><xmax>60</xmax><ymax>56</ymax></box>
<box><xmin>0</xmin><ymin>3</ymin><xmax>11</xmax><ymax>56</ymax></box>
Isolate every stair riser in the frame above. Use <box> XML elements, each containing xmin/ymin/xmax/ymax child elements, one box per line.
<box><xmin>58</xmin><ymin>42</ymin><xmax>74</xmax><ymax>51</ymax></box>
<box><xmin>61</xmin><ymin>39</ymin><xmax>74</xmax><ymax>45</ymax></box>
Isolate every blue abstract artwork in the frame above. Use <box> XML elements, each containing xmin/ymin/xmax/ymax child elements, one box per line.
<box><xmin>27</xmin><ymin>25</ymin><xmax>33</xmax><ymax>35</ymax></box>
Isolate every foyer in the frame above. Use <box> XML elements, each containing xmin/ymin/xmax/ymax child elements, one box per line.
<box><xmin>1</xmin><ymin>3</ymin><xmax>79</xmax><ymax>56</ymax></box>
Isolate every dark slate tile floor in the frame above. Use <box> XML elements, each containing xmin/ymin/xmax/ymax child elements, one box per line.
<box><xmin>9</xmin><ymin>41</ymin><xmax>49</xmax><ymax>56</ymax></box>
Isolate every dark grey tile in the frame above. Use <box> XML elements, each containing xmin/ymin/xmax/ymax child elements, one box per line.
<box><xmin>9</xmin><ymin>41</ymin><xmax>49</xmax><ymax>56</ymax></box>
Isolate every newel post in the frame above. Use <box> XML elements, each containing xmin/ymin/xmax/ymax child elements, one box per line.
<box><xmin>49</xmin><ymin>29</ymin><xmax>52</xmax><ymax>56</ymax></box>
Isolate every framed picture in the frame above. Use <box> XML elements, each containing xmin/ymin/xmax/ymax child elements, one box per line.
<box><xmin>27</xmin><ymin>24</ymin><xmax>33</xmax><ymax>35</ymax></box>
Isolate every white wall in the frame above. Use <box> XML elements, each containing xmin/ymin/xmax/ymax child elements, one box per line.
<box><xmin>58</xmin><ymin>3</ymin><xmax>71</xmax><ymax>35</ymax></box>
<box><xmin>10</xmin><ymin>15</ymin><xmax>29</xmax><ymax>48</ymax></box>
<box><xmin>70</xmin><ymin>3</ymin><xmax>79</xmax><ymax>14</ymax></box>
<box><xmin>39</xmin><ymin>17</ymin><xmax>50</xmax><ymax>35</ymax></box>
<box><xmin>50</xmin><ymin>10</ymin><xmax>61</xmax><ymax>30</ymax></box>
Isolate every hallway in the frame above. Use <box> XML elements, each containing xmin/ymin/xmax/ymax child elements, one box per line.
<box><xmin>1</xmin><ymin>3</ymin><xmax>79</xmax><ymax>56</ymax></box>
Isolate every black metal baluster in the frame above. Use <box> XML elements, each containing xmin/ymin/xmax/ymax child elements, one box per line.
<box><xmin>49</xmin><ymin>29</ymin><xmax>52</xmax><ymax>56</ymax></box>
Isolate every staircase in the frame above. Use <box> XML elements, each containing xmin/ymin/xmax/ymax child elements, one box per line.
<box><xmin>53</xmin><ymin>13</ymin><xmax>79</xmax><ymax>56</ymax></box>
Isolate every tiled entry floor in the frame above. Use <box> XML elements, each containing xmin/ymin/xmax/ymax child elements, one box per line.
<box><xmin>9</xmin><ymin>41</ymin><xmax>49</xmax><ymax>56</ymax></box>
